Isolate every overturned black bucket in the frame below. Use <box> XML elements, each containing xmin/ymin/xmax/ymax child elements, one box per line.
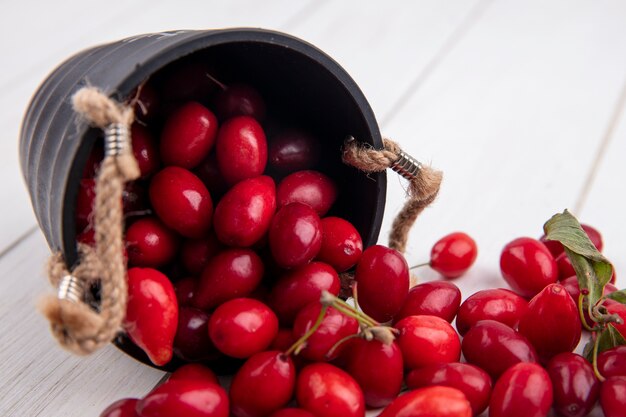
<box><xmin>19</xmin><ymin>28</ymin><xmax>386</xmax><ymax>369</ymax></box>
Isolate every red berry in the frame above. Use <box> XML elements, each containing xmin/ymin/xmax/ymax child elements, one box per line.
<box><xmin>378</xmin><ymin>386</ymin><xmax>471</xmax><ymax>417</ymax></box>
<box><xmin>268</xmin><ymin>262</ymin><xmax>340</xmax><ymax>325</ymax></box>
<box><xmin>122</xmin><ymin>182</ymin><xmax>149</xmax><ymax>216</ymax></box>
<box><xmin>600</xmin><ymin>376</ymin><xmax>626</xmax><ymax>417</ymax></box>
<box><xmin>180</xmin><ymin>234</ymin><xmax>221</xmax><ymax>275</ymax></box>
<box><xmin>269</xmin><ymin>410</ymin><xmax>314</xmax><ymax>417</ymax></box>
<box><xmin>160</xmin><ymin>102</ymin><xmax>218</xmax><ymax>169</ymax></box>
<box><xmin>605</xmin><ymin>300</ymin><xmax>626</xmax><ymax>339</ymax></box>
<box><xmin>268</xmin><ymin>129</ymin><xmax>320</xmax><ymax>174</ymax></box>
<box><xmin>500</xmin><ymin>237</ymin><xmax>558</xmax><ymax>298</ymax></box>
<box><xmin>174</xmin><ymin>277</ymin><xmax>197</xmax><ymax>307</ymax></box>
<box><xmin>168</xmin><ymin>363</ymin><xmax>219</xmax><ymax>385</ymax></box>
<box><xmin>546</xmin><ymin>352</ymin><xmax>600</xmax><ymax>417</ymax></box>
<box><xmin>125</xmin><ymin>217</ymin><xmax>179</xmax><ymax>267</ymax></box>
<box><xmin>316</xmin><ymin>217</ymin><xmax>363</xmax><ymax>272</ymax></box>
<box><xmin>540</xmin><ymin>235</ymin><xmax>564</xmax><ymax>258</ymax></box>
<box><xmin>356</xmin><ymin>245</ymin><xmax>409</xmax><ymax>323</ymax></box>
<box><xmin>395</xmin><ymin>281</ymin><xmax>461</xmax><ymax>324</ymax></box>
<box><xmin>461</xmin><ymin>320</ymin><xmax>539</xmax><ymax>379</ymax></box>
<box><xmin>230</xmin><ymin>351</ymin><xmax>295</xmax><ymax>417</ymax></box>
<box><xmin>193</xmin><ymin>249</ymin><xmax>264</xmax><ymax>310</ymax></box>
<box><xmin>292</xmin><ymin>303</ymin><xmax>358</xmax><ymax>362</ymax></box>
<box><xmin>276</xmin><ymin>170</ymin><xmax>338</xmax><ymax>217</ymax></box>
<box><xmin>296</xmin><ymin>363</ymin><xmax>365</xmax><ymax>417</ymax></box>
<box><xmin>75</xmin><ymin>179</ymin><xmax>96</xmax><ymax>232</ymax></box>
<box><xmin>100</xmin><ymin>398</ymin><xmax>138</xmax><ymax>417</ymax></box>
<box><xmin>174</xmin><ymin>307</ymin><xmax>219</xmax><ymax>362</ymax></box>
<box><xmin>161</xmin><ymin>61</ymin><xmax>216</xmax><ymax>103</ymax></box>
<box><xmin>394</xmin><ymin>315</ymin><xmax>461</xmax><ymax>369</ymax></box>
<box><xmin>406</xmin><ymin>363</ymin><xmax>492</xmax><ymax>415</ymax></box>
<box><xmin>131</xmin><ymin>123</ymin><xmax>160</xmax><ymax>177</ymax></box>
<box><xmin>598</xmin><ymin>346</ymin><xmax>626</xmax><ymax>378</ymax></box>
<box><xmin>209</xmin><ymin>298</ymin><xmax>278</xmax><ymax>359</ymax></box>
<box><xmin>556</xmin><ymin>252</ymin><xmax>576</xmax><ymax>280</ymax></box>
<box><xmin>124</xmin><ymin>268</ymin><xmax>178</xmax><ymax>366</ymax></box>
<box><xmin>214</xmin><ymin>84</ymin><xmax>266</xmax><ymax>121</ymax></box>
<box><xmin>517</xmin><ymin>283</ymin><xmax>581</xmax><ymax>361</ymax></box>
<box><xmin>149</xmin><ymin>166</ymin><xmax>213</xmax><ymax>238</ymax></box>
<box><xmin>213</xmin><ymin>176</ymin><xmax>276</xmax><ymax>247</ymax></box>
<box><xmin>193</xmin><ymin>152</ymin><xmax>229</xmax><ymax>197</ymax></box>
<box><xmin>216</xmin><ymin>116</ymin><xmax>267</xmax><ymax>185</ymax></box>
<box><xmin>455</xmin><ymin>288</ymin><xmax>528</xmax><ymax>335</ymax></box>
<box><xmin>343</xmin><ymin>338</ymin><xmax>403</xmax><ymax>408</ymax></box>
<box><xmin>269</xmin><ymin>203</ymin><xmax>322</xmax><ymax>269</ymax></box>
<box><xmin>430</xmin><ymin>232</ymin><xmax>477</xmax><ymax>279</ymax></box>
<box><xmin>489</xmin><ymin>363</ymin><xmax>553</xmax><ymax>417</ymax></box>
<box><xmin>136</xmin><ymin>379</ymin><xmax>228</xmax><ymax>417</ymax></box>
<box><xmin>270</xmin><ymin>328</ymin><xmax>296</xmax><ymax>352</ymax></box>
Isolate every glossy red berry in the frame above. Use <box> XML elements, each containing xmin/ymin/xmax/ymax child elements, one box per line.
<box><xmin>209</xmin><ymin>298</ymin><xmax>278</xmax><ymax>359</ymax></box>
<box><xmin>160</xmin><ymin>102</ymin><xmax>218</xmax><ymax>169</ymax></box>
<box><xmin>378</xmin><ymin>386</ymin><xmax>471</xmax><ymax>417</ymax></box>
<box><xmin>124</xmin><ymin>268</ymin><xmax>178</xmax><ymax>366</ymax></box>
<box><xmin>193</xmin><ymin>249</ymin><xmax>264</xmax><ymax>310</ymax></box>
<box><xmin>489</xmin><ymin>363</ymin><xmax>553</xmax><ymax>417</ymax></box>
<box><xmin>268</xmin><ymin>262</ymin><xmax>340</xmax><ymax>325</ymax></box>
<box><xmin>216</xmin><ymin>116</ymin><xmax>267</xmax><ymax>185</ymax></box>
<box><xmin>214</xmin><ymin>84</ymin><xmax>266</xmax><ymax>121</ymax></box>
<box><xmin>547</xmin><ymin>352</ymin><xmax>600</xmax><ymax>417</ymax></box>
<box><xmin>455</xmin><ymin>288</ymin><xmax>528</xmax><ymax>335</ymax></box>
<box><xmin>296</xmin><ymin>363</ymin><xmax>365</xmax><ymax>417</ymax></box>
<box><xmin>174</xmin><ymin>277</ymin><xmax>197</xmax><ymax>307</ymax></box>
<box><xmin>213</xmin><ymin>176</ymin><xmax>276</xmax><ymax>247</ymax></box>
<box><xmin>268</xmin><ymin>129</ymin><xmax>320</xmax><ymax>174</ymax></box>
<box><xmin>316</xmin><ymin>217</ymin><xmax>363</xmax><ymax>272</ymax></box>
<box><xmin>269</xmin><ymin>409</ymin><xmax>314</xmax><ymax>417</ymax></box>
<box><xmin>100</xmin><ymin>398</ymin><xmax>138</xmax><ymax>417</ymax></box>
<box><xmin>180</xmin><ymin>234</ymin><xmax>221</xmax><ymax>275</ymax></box>
<box><xmin>500</xmin><ymin>237</ymin><xmax>559</xmax><ymax>298</ymax></box>
<box><xmin>168</xmin><ymin>363</ymin><xmax>219</xmax><ymax>385</ymax></box>
<box><xmin>605</xmin><ymin>300</ymin><xmax>626</xmax><ymax>339</ymax></box>
<box><xmin>518</xmin><ymin>283</ymin><xmax>581</xmax><ymax>361</ymax></box>
<box><xmin>598</xmin><ymin>346</ymin><xmax>626</xmax><ymax>378</ymax></box>
<box><xmin>276</xmin><ymin>170</ymin><xmax>338</xmax><ymax>217</ymax></box>
<box><xmin>149</xmin><ymin>166</ymin><xmax>213</xmax><ymax>238</ymax></box>
<box><xmin>136</xmin><ymin>379</ymin><xmax>228</xmax><ymax>417</ymax></box>
<box><xmin>556</xmin><ymin>252</ymin><xmax>576</xmax><ymax>280</ymax></box>
<box><xmin>193</xmin><ymin>152</ymin><xmax>229</xmax><ymax>198</ymax></box>
<box><xmin>270</xmin><ymin>328</ymin><xmax>296</xmax><ymax>352</ymax></box>
<box><xmin>174</xmin><ymin>307</ymin><xmax>219</xmax><ymax>362</ymax></box>
<box><xmin>600</xmin><ymin>376</ymin><xmax>626</xmax><ymax>417</ymax></box>
<box><xmin>395</xmin><ymin>281</ymin><xmax>461</xmax><ymax>324</ymax></box>
<box><xmin>344</xmin><ymin>338</ymin><xmax>403</xmax><ymax>408</ymax></box>
<box><xmin>430</xmin><ymin>232</ymin><xmax>477</xmax><ymax>279</ymax></box>
<box><xmin>394</xmin><ymin>315</ymin><xmax>461</xmax><ymax>369</ymax></box>
<box><xmin>356</xmin><ymin>245</ymin><xmax>409</xmax><ymax>323</ymax></box>
<box><xmin>269</xmin><ymin>203</ymin><xmax>322</xmax><ymax>269</ymax></box>
<box><xmin>230</xmin><ymin>351</ymin><xmax>295</xmax><ymax>417</ymax></box>
<box><xmin>131</xmin><ymin>123</ymin><xmax>160</xmax><ymax>177</ymax></box>
<box><xmin>125</xmin><ymin>217</ymin><xmax>179</xmax><ymax>267</ymax></box>
<box><xmin>461</xmin><ymin>320</ymin><xmax>539</xmax><ymax>379</ymax></box>
<box><xmin>406</xmin><ymin>362</ymin><xmax>492</xmax><ymax>416</ymax></box>
<box><xmin>75</xmin><ymin>179</ymin><xmax>96</xmax><ymax>232</ymax></box>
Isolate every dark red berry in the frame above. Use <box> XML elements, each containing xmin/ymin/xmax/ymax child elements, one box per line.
<box><xmin>270</xmin><ymin>328</ymin><xmax>296</xmax><ymax>352</ymax></box>
<box><xmin>489</xmin><ymin>363</ymin><xmax>553</xmax><ymax>417</ymax></box>
<box><xmin>268</xmin><ymin>129</ymin><xmax>320</xmax><ymax>174</ymax></box>
<box><xmin>193</xmin><ymin>152</ymin><xmax>229</xmax><ymax>197</ymax></box>
<box><xmin>174</xmin><ymin>277</ymin><xmax>197</xmax><ymax>307</ymax></box>
<box><xmin>131</xmin><ymin>123</ymin><xmax>160</xmax><ymax>177</ymax></box>
<box><xmin>180</xmin><ymin>234</ymin><xmax>221</xmax><ymax>275</ymax></box>
<box><xmin>168</xmin><ymin>363</ymin><xmax>219</xmax><ymax>385</ymax></box>
<box><xmin>547</xmin><ymin>352</ymin><xmax>600</xmax><ymax>417</ymax></box>
<box><xmin>395</xmin><ymin>281</ymin><xmax>461</xmax><ymax>324</ymax></box>
<box><xmin>395</xmin><ymin>315</ymin><xmax>461</xmax><ymax>369</ymax></box>
<box><xmin>556</xmin><ymin>252</ymin><xmax>576</xmax><ymax>280</ymax></box>
<box><xmin>269</xmin><ymin>203</ymin><xmax>322</xmax><ymax>269</ymax></box>
<box><xmin>214</xmin><ymin>84</ymin><xmax>266</xmax><ymax>121</ymax></box>
<box><xmin>316</xmin><ymin>217</ymin><xmax>363</xmax><ymax>272</ymax></box>
<box><xmin>276</xmin><ymin>170</ymin><xmax>337</xmax><ymax>217</ymax></box>
<box><xmin>216</xmin><ymin>116</ymin><xmax>267</xmax><ymax>185</ymax></box>
<box><xmin>122</xmin><ymin>181</ymin><xmax>149</xmax><ymax>216</ymax></box>
<box><xmin>174</xmin><ymin>307</ymin><xmax>219</xmax><ymax>362</ymax></box>
<box><xmin>500</xmin><ymin>237</ymin><xmax>558</xmax><ymax>298</ymax></box>
<box><xmin>161</xmin><ymin>61</ymin><xmax>216</xmax><ymax>103</ymax></box>
<box><xmin>378</xmin><ymin>386</ymin><xmax>471</xmax><ymax>417</ymax></box>
<box><xmin>125</xmin><ymin>217</ymin><xmax>179</xmax><ymax>267</ymax></box>
<box><xmin>598</xmin><ymin>346</ymin><xmax>626</xmax><ymax>378</ymax></box>
<box><xmin>430</xmin><ymin>232</ymin><xmax>477</xmax><ymax>279</ymax></box>
<box><xmin>133</xmin><ymin>83</ymin><xmax>158</xmax><ymax>121</ymax></box>
<box><xmin>136</xmin><ymin>379</ymin><xmax>228</xmax><ymax>417</ymax></box>
<box><xmin>269</xmin><ymin>409</ymin><xmax>314</xmax><ymax>417</ymax></box>
<box><xmin>100</xmin><ymin>398</ymin><xmax>138</xmax><ymax>417</ymax></box>
<box><xmin>455</xmin><ymin>288</ymin><xmax>527</xmax><ymax>335</ymax></box>
<box><xmin>600</xmin><ymin>376</ymin><xmax>626</xmax><ymax>417</ymax></box>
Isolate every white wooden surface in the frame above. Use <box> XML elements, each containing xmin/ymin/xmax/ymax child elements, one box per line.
<box><xmin>1</xmin><ymin>1</ymin><xmax>625</xmax><ymax>416</ymax></box>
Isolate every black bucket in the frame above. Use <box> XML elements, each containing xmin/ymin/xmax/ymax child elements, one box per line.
<box><xmin>19</xmin><ymin>28</ymin><xmax>386</xmax><ymax>369</ymax></box>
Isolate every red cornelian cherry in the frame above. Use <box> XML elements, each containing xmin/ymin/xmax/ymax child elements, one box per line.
<box><xmin>194</xmin><ymin>152</ymin><xmax>229</xmax><ymax>198</ymax></box>
<box><xmin>394</xmin><ymin>281</ymin><xmax>461</xmax><ymax>324</ymax></box>
<box><xmin>131</xmin><ymin>123</ymin><xmax>160</xmax><ymax>177</ymax></box>
<box><xmin>180</xmin><ymin>234</ymin><xmax>221</xmax><ymax>275</ymax></box>
<box><xmin>429</xmin><ymin>232</ymin><xmax>477</xmax><ymax>279</ymax></box>
<box><xmin>149</xmin><ymin>166</ymin><xmax>213</xmax><ymax>238</ymax></box>
<box><xmin>556</xmin><ymin>252</ymin><xmax>576</xmax><ymax>280</ymax></box>
<box><xmin>214</xmin><ymin>83</ymin><xmax>266</xmax><ymax>121</ymax></box>
<box><xmin>378</xmin><ymin>386</ymin><xmax>471</xmax><ymax>417</ymax></box>
<box><xmin>125</xmin><ymin>217</ymin><xmax>179</xmax><ymax>268</ymax></box>
<box><xmin>168</xmin><ymin>363</ymin><xmax>219</xmax><ymax>385</ymax></box>
<box><xmin>455</xmin><ymin>288</ymin><xmax>528</xmax><ymax>335</ymax></box>
<box><xmin>174</xmin><ymin>307</ymin><xmax>219</xmax><ymax>362</ymax></box>
<box><xmin>394</xmin><ymin>315</ymin><xmax>461</xmax><ymax>369</ymax></box>
<box><xmin>160</xmin><ymin>102</ymin><xmax>218</xmax><ymax>169</ymax></box>
<box><xmin>193</xmin><ymin>248</ymin><xmax>264</xmax><ymax>310</ymax></box>
<box><xmin>406</xmin><ymin>362</ymin><xmax>492</xmax><ymax>416</ymax></box>
<box><xmin>100</xmin><ymin>398</ymin><xmax>138</xmax><ymax>417</ymax></box>
<box><xmin>268</xmin><ymin>129</ymin><xmax>320</xmax><ymax>174</ymax></box>
<box><xmin>600</xmin><ymin>376</ymin><xmax>626</xmax><ymax>417</ymax></box>
<box><xmin>356</xmin><ymin>245</ymin><xmax>409</xmax><ymax>323</ymax></box>
<box><xmin>461</xmin><ymin>319</ymin><xmax>539</xmax><ymax>379</ymax></box>
<box><xmin>268</xmin><ymin>262</ymin><xmax>340</xmax><ymax>325</ymax></box>
<box><xmin>296</xmin><ymin>363</ymin><xmax>365</xmax><ymax>417</ymax></box>
<box><xmin>605</xmin><ymin>300</ymin><xmax>626</xmax><ymax>338</ymax></box>
<box><xmin>270</xmin><ymin>328</ymin><xmax>296</xmax><ymax>352</ymax></box>
<box><xmin>276</xmin><ymin>170</ymin><xmax>338</xmax><ymax>217</ymax></box>
<box><xmin>598</xmin><ymin>346</ymin><xmax>626</xmax><ymax>378</ymax></box>
<box><xmin>229</xmin><ymin>350</ymin><xmax>295</xmax><ymax>417</ymax></box>
<box><xmin>269</xmin><ymin>409</ymin><xmax>315</xmax><ymax>417</ymax></box>
<box><xmin>500</xmin><ymin>237</ymin><xmax>559</xmax><ymax>298</ymax></box>
<box><xmin>216</xmin><ymin>116</ymin><xmax>267</xmax><ymax>185</ymax></box>
<box><xmin>209</xmin><ymin>298</ymin><xmax>278</xmax><ymax>359</ymax></box>
<box><xmin>161</xmin><ymin>61</ymin><xmax>216</xmax><ymax>103</ymax></box>
<box><xmin>75</xmin><ymin>178</ymin><xmax>96</xmax><ymax>232</ymax></box>
<box><xmin>343</xmin><ymin>338</ymin><xmax>404</xmax><ymax>408</ymax></box>
<box><xmin>517</xmin><ymin>283</ymin><xmax>581</xmax><ymax>361</ymax></box>
<box><xmin>316</xmin><ymin>217</ymin><xmax>363</xmax><ymax>272</ymax></box>
<box><xmin>136</xmin><ymin>379</ymin><xmax>228</xmax><ymax>417</ymax></box>
<box><xmin>292</xmin><ymin>303</ymin><xmax>358</xmax><ymax>362</ymax></box>
<box><xmin>547</xmin><ymin>352</ymin><xmax>600</xmax><ymax>417</ymax></box>
<box><xmin>124</xmin><ymin>268</ymin><xmax>178</xmax><ymax>366</ymax></box>
<box><xmin>269</xmin><ymin>202</ymin><xmax>322</xmax><ymax>269</ymax></box>
<box><xmin>174</xmin><ymin>277</ymin><xmax>197</xmax><ymax>307</ymax></box>
<box><xmin>213</xmin><ymin>176</ymin><xmax>276</xmax><ymax>247</ymax></box>
<box><xmin>122</xmin><ymin>181</ymin><xmax>149</xmax><ymax>216</ymax></box>
<box><xmin>489</xmin><ymin>362</ymin><xmax>553</xmax><ymax>417</ymax></box>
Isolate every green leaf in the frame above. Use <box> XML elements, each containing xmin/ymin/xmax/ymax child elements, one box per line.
<box><xmin>607</xmin><ymin>290</ymin><xmax>626</xmax><ymax>305</ymax></box>
<box><xmin>543</xmin><ymin>210</ymin><xmax>613</xmax><ymax>310</ymax></box>
<box><xmin>596</xmin><ymin>324</ymin><xmax>626</xmax><ymax>355</ymax></box>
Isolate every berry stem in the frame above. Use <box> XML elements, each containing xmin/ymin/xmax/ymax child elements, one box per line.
<box><xmin>283</xmin><ymin>305</ymin><xmax>329</xmax><ymax>357</ymax></box>
<box><xmin>591</xmin><ymin>330</ymin><xmax>606</xmax><ymax>382</ymax></box>
<box><xmin>321</xmin><ymin>290</ymin><xmax>379</xmax><ymax>328</ymax></box>
<box><xmin>409</xmin><ymin>262</ymin><xmax>429</xmax><ymax>270</ymax></box>
<box><xmin>351</xmin><ymin>282</ymin><xmax>361</xmax><ymax>311</ymax></box>
<box><xmin>578</xmin><ymin>294</ymin><xmax>596</xmax><ymax>332</ymax></box>
<box><xmin>325</xmin><ymin>333</ymin><xmax>361</xmax><ymax>360</ymax></box>
<box><xmin>205</xmin><ymin>72</ymin><xmax>227</xmax><ymax>91</ymax></box>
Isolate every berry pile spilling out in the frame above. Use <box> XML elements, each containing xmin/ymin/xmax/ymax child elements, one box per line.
<box><xmin>86</xmin><ymin>62</ymin><xmax>626</xmax><ymax>417</ymax></box>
